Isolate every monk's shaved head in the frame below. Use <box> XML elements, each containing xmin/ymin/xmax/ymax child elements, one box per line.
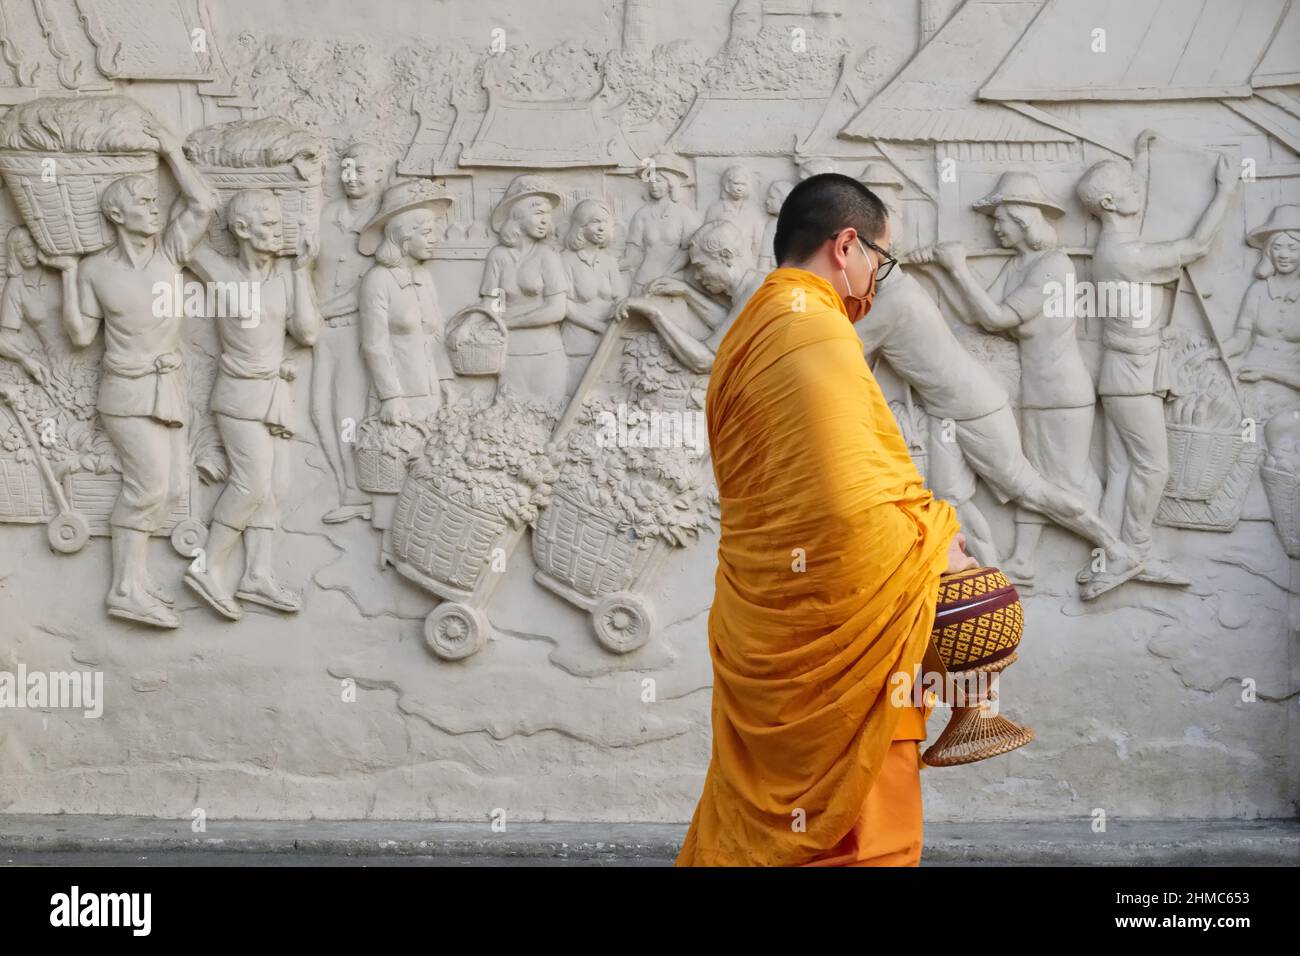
<box><xmin>774</xmin><ymin>173</ymin><xmax>888</xmax><ymax>266</ymax></box>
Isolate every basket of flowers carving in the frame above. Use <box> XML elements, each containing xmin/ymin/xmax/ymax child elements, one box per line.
<box><xmin>355</xmin><ymin>418</ymin><xmax>425</xmax><ymax>494</ymax></box>
<box><xmin>534</xmin><ymin>399</ymin><xmax>717</xmax><ymax>602</ymax></box>
<box><xmin>533</xmin><ymin>484</ymin><xmax>660</xmax><ymax>601</ymax></box>
<box><xmin>446</xmin><ymin>305</ymin><xmax>508</xmax><ymax>376</ymax></box>
<box><xmin>183</xmin><ymin>118</ymin><xmax>323</xmax><ymax>257</ymax></box>
<box><xmin>387</xmin><ymin>479</ymin><xmax>510</xmax><ymax>594</ymax></box>
<box><xmin>387</xmin><ymin>390</ymin><xmax>558</xmax><ymax>597</ymax></box>
<box><xmin>0</xmin><ymin>96</ymin><xmax>167</xmax><ymax>256</ymax></box>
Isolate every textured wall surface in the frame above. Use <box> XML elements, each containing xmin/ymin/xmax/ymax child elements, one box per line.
<box><xmin>0</xmin><ymin>0</ymin><xmax>1296</xmax><ymax>823</ymax></box>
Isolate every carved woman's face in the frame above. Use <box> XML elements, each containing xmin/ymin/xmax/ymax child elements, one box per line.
<box><xmin>992</xmin><ymin>206</ymin><xmax>1027</xmax><ymax>249</ymax></box>
<box><xmin>518</xmin><ymin>197</ymin><xmax>552</xmax><ymax>241</ymax></box>
<box><xmin>1268</xmin><ymin>232</ymin><xmax>1299</xmax><ymax>275</ymax></box>
<box><xmin>12</xmin><ymin>231</ymin><xmax>38</xmax><ymax>269</ymax></box>
<box><xmin>399</xmin><ymin>209</ymin><xmax>440</xmax><ymax>261</ymax></box>
<box><xmin>582</xmin><ymin>209</ymin><xmax>611</xmax><ymax>248</ymax></box>
<box><xmin>647</xmin><ymin>174</ymin><xmax>669</xmax><ymax>200</ymax></box>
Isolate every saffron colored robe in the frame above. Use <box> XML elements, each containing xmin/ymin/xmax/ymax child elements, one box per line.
<box><xmin>676</xmin><ymin>268</ymin><xmax>959</xmax><ymax>867</ymax></box>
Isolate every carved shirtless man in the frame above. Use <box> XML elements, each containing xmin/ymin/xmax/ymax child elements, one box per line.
<box><xmin>1077</xmin><ymin>130</ymin><xmax>1237</xmax><ymax>587</ymax></box>
<box><xmin>311</xmin><ymin>143</ymin><xmax>387</xmax><ymax>523</ymax></box>
<box><xmin>183</xmin><ymin>190</ymin><xmax>322</xmax><ymax>620</ymax></box>
<box><xmin>57</xmin><ymin>126</ymin><xmax>217</xmax><ymax>629</ymax></box>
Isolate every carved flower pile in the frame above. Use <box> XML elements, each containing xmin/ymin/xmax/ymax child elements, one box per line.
<box><xmin>0</xmin><ymin>358</ymin><xmax>115</xmax><ymax>476</ymax></box>
<box><xmin>552</xmin><ymin>398</ymin><xmax>716</xmax><ymax>548</ymax></box>
<box><xmin>618</xmin><ymin>333</ymin><xmax>707</xmax><ymax>408</ymax></box>
<box><xmin>1167</xmin><ymin>337</ymin><xmax>1242</xmax><ymax>429</ymax></box>
<box><xmin>407</xmin><ymin>388</ymin><xmax>559</xmax><ymax>527</ymax></box>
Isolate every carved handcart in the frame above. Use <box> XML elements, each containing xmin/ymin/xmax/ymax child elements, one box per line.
<box><xmin>529</xmin><ymin>306</ymin><xmax>715</xmax><ymax>655</ymax></box>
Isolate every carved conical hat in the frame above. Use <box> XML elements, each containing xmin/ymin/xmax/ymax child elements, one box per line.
<box><xmin>1247</xmin><ymin>204</ymin><xmax>1300</xmax><ymax>248</ymax></box>
<box><xmin>489</xmin><ymin>174</ymin><xmax>562</xmax><ymax>233</ymax></box>
<box><xmin>972</xmin><ymin>171</ymin><xmax>1065</xmax><ymax>220</ymax></box>
<box><xmin>358</xmin><ymin>178</ymin><xmax>452</xmax><ymax>255</ymax></box>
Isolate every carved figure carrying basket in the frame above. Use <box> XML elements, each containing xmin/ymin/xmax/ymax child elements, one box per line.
<box><xmin>532</xmin><ymin>483</ymin><xmax>665</xmax><ymax>654</ymax></box>
<box><xmin>922</xmin><ymin>566</ymin><xmax>1035</xmax><ymax>767</ymax></box>
<box><xmin>183</xmin><ymin>119</ymin><xmax>323</xmax><ymax>257</ymax></box>
<box><xmin>0</xmin><ymin>151</ymin><xmax>159</xmax><ymax>257</ymax></box>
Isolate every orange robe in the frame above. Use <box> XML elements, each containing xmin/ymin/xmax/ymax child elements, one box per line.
<box><xmin>676</xmin><ymin>268</ymin><xmax>959</xmax><ymax>867</ymax></box>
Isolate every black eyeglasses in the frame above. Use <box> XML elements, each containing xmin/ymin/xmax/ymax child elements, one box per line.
<box><xmin>829</xmin><ymin>231</ymin><xmax>897</xmax><ymax>283</ymax></box>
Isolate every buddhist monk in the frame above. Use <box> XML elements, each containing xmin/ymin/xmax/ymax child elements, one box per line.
<box><xmin>677</xmin><ymin>173</ymin><xmax>976</xmax><ymax>867</ymax></box>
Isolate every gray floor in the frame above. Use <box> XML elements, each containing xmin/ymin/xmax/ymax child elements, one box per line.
<box><xmin>2</xmin><ymin>816</ymin><xmax>1295</xmax><ymax>866</ymax></box>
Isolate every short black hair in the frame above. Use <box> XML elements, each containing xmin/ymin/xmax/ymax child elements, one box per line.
<box><xmin>772</xmin><ymin>173</ymin><xmax>888</xmax><ymax>266</ymax></box>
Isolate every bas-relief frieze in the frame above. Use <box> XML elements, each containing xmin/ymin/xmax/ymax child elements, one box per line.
<box><xmin>0</xmin><ymin>0</ymin><xmax>1295</xmax><ymax>819</ymax></box>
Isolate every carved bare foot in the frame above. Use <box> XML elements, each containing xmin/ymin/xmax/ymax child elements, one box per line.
<box><xmin>183</xmin><ymin>569</ymin><xmax>243</xmax><ymax>621</ymax></box>
<box><xmin>236</xmin><ymin>576</ymin><xmax>302</xmax><ymax>614</ymax></box>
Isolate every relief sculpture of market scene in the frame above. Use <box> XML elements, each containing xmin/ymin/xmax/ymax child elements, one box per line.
<box><xmin>0</xmin><ymin>0</ymin><xmax>1294</xmax><ymax>824</ymax></box>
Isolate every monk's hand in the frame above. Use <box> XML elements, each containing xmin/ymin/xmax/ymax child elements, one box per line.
<box><xmin>945</xmin><ymin>532</ymin><xmax>979</xmax><ymax>574</ymax></box>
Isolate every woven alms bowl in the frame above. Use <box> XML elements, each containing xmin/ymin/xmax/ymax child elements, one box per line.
<box><xmin>923</xmin><ymin>566</ymin><xmax>1034</xmax><ymax>767</ymax></box>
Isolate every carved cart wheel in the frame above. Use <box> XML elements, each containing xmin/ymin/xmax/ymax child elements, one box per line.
<box><xmin>47</xmin><ymin>512</ymin><xmax>90</xmax><ymax>554</ymax></box>
<box><xmin>592</xmin><ymin>591</ymin><xmax>655</xmax><ymax>654</ymax></box>
<box><xmin>170</xmin><ymin>519</ymin><xmax>209</xmax><ymax>558</ymax></box>
<box><xmin>424</xmin><ymin>602</ymin><xmax>489</xmax><ymax>661</ymax></box>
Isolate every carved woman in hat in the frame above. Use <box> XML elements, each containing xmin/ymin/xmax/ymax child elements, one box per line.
<box><xmin>621</xmin><ymin>154</ymin><xmax>701</xmax><ymax>295</ymax></box>
<box><xmin>561</xmin><ymin>198</ymin><xmax>626</xmax><ymax>393</ymax></box>
<box><xmin>912</xmin><ymin>171</ymin><xmax>1099</xmax><ymax>584</ymax></box>
<box><xmin>1223</xmin><ymin>204</ymin><xmax>1300</xmax><ymax>423</ymax></box>
<box><xmin>481</xmin><ymin>174</ymin><xmax>569</xmax><ymax>405</ymax></box>
<box><xmin>358</xmin><ymin>179</ymin><xmax>456</xmax><ymax>426</ymax></box>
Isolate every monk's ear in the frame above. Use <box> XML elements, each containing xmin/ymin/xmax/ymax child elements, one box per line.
<box><xmin>1098</xmin><ymin>193</ymin><xmax>1117</xmax><ymax>213</ymax></box>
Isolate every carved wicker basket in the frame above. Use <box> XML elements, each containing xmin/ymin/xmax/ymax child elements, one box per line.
<box><xmin>1260</xmin><ymin>464</ymin><xmax>1300</xmax><ymax>558</ymax></box>
<box><xmin>0</xmin><ymin>150</ymin><xmax>159</xmax><ymax>256</ymax></box>
<box><xmin>0</xmin><ymin>455</ymin><xmax>51</xmax><ymax>522</ymax></box>
<box><xmin>1165</xmin><ymin>423</ymin><xmax>1242</xmax><ymax>500</ymax></box>
<box><xmin>355</xmin><ymin>448</ymin><xmax>406</xmax><ymax>494</ymax></box>
<box><xmin>532</xmin><ymin>485</ymin><xmax>658</xmax><ymax>601</ymax></box>
<box><xmin>198</xmin><ymin>164</ymin><xmax>322</xmax><ymax>258</ymax></box>
<box><xmin>446</xmin><ymin>306</ymin><xmax>507</xmax><ymax>376</ymax></box>
<box><xmin>387</xmin><ymin>477</ymin><xmax>509</xmax><ymax>596</ymax></box>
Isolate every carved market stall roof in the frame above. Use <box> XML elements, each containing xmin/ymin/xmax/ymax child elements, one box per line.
<box><xmin>1252</xmin><ymin>0</ymin><xmax>1300</xmax><ymax>88</ymax></box>
<box><xmin>977</xmin><ymin>0</ymin><xmax>1300</xmax><ymax>155</ymax></box>
<box><xmin>667</xmin><ymin>89</ymin><xmax>830</xmax><ymax>156</ymax></box>
<box><xmin>0</xmin><ymin>0</ymin><xmax>246</xmax><ymax>106</ymax></box>
<box><xmin>436</xmin><ymin>88</ymin><xmax>640</xmax><ymax>170</ymax></box>
<box><xmin>978</xmin><ymin>0</ymin><xmax>1292</xmax><ymax>101</ymax></box>
<box><xmin>838</xmin><ymin>0</ymin><xmax>1070</xmax><ymax>144</ymax></box>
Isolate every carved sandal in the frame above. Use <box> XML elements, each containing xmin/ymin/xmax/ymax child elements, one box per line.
<box><xmin>322</xmin><ymin>504</ymin><xmax>373</xmax><ymax>524</ymax></box>
<box><xmin>183</xmin><ymin>571</ymin><xmax>243</xmax><ymax>621</ymax></box>
<box><xmin>1078</xmin><ymin>556</ymin><xmax>1145</xmax><ymax>601</ymax></box>
<box><xmin>107</xmin><ymin>599</ymin><xmax>180</xmax><ymax>630</ymax></box>
<box><xmin>236</xmin><ymin>581</ymin><xmax>302</xmax><ymax>614</ymax></box>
